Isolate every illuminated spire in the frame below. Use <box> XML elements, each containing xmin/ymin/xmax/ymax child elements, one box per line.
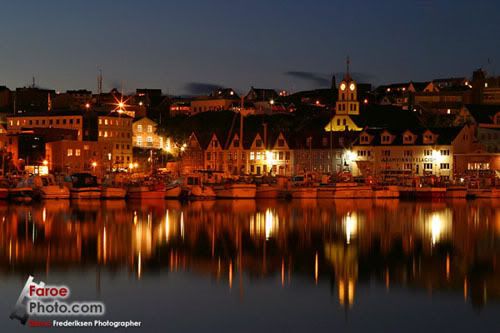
<box><xmin>345</xmin><ymin>56</ymin><xmax>352</xmax><ymax>81</ymax></box>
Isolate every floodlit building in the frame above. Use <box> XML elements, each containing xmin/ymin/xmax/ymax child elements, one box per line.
<box><xmin>7</xmin><ymin>111</ymin><xmax>84</xmax><ymax>140</ymax></box>
<box><xmin>45</xmin><ymin>140</ymin><xmax>114</xmax><ymax>177</ymax></box>
<box><xmin>132</xmin><ymin>116</ymin><xmax>165</xmax><ymax>150</ymax></box>
<box><xmin>348</xmin><ymin>125</ymin><xmax>477</xmax><ymax>181</ymax></box>
<box><xmin>97</xmin><ymin>112</ymin><xmax>133</xmax><ymax>169</ymax></box>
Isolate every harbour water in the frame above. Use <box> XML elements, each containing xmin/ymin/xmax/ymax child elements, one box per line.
<box><xmin>1</xmin><ymin>198</ymin><xmax>499</xmax><ymax>332</ymax></box>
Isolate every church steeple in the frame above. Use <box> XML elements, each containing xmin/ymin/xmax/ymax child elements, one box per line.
<box><xmin>336</xmin><ymin>57</ymin><xmax>359</xmax><ymax>115</ymax></box>
<box><xmin>345</xmin><ymin>56</ymin><xmax>352</xmax><ymax>81</ymax></box>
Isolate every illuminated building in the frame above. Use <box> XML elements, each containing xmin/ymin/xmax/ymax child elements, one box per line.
<box><xmin>324</xmin><ymin>61</ymin><xmax>362</xmax><ymax>132</ymax></box>
<box><xmin>7</xmin><ymin>111</ymin><xmax>84</xmax><ymax>140</ymax></box>
<box><xmin>132</xmin><ymin>116</ymin><xmax>165</xmax><ymax>149</ymax></box>
<box><xmin>97</xmin><ymin>112</ymin><xmax>133</xmax><ymax>169</ymax></box>
<box><xmin>45</xmin><ymin>140</ymin><xmax>113</xmax><ymax>177</ymax></box>
<box><xmin>190</xmin><ymin>88</ymin><xmax>239</xmax><ymax>114</ymax></box>
<box><xmin>244</xmin><ymin>87</ymin><xmax>279</xmax><ymax>114</ymax></box>
<box><xmin>348</xmin><ymin>125</ymin><xmax>477</xmax><ymax>180</ymax></box>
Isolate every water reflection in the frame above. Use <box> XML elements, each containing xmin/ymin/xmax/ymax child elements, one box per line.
<box><xmin>0</xmin><ymin>198</ymin><xmax>499</xmax><ymax>312</ymax></box>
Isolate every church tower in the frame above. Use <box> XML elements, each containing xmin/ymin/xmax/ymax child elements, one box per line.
<box><xmin>335</xmin><ymin>57</ymin><xmax>359</xmax><ymax>115</ymax></box>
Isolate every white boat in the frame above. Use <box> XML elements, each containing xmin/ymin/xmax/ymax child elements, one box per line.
<box><xmin>32</xmin><ymin>175</ymin><xmax>70</xmax><ymax>199</ymax></box>
<box><xmin>70</xmin><ymin>173</ymin><xmax>101</xmax><ymax>199</ymax></box>
<box><xmin>445</xmin><ymin>185</ymin><xmax>467</xmax><ymax>198</ymax></box>
<box><xmin>9</xmin><ymin>177</ymin><xmax>34</xmax><ymax>203</ymax></box>
<box><xmin>467</xmin><ymin>188</ymin><xmax>492</xmax><ymax>198</ymax></box>
<box><xmin>127</xmin><ymin>185</ymin><xmax>166</xmax><ymax>200</ymax></box>
<box><xmin>256</xmin><ymin>183</ymin><xmax>283</xmax><ymax>199</ymax></box>
<box><xmin>101</xmin><ymin>187</ymin><xmax>126</xmax><ymax>199</ymax></box>
<box><xmin>183</xmin><ymin>175</ymin><xmax>216</xmax><ymax>199</ymax></box>
<box><xmin>214</xmin><ymin>183</ymin><xmax>256</xmax><ymax>199</ymax></box>
<box><xmin>317</xmin><ymin>182</ymin><xmax>373</xmax><ymax>199</ymax></box>
<box><xmin>288</xmin><ymin>186</ymin><xmax>317</xmax><ymax>199</ymax></box>
<box><xmin>0</xmin><ymin>187</ymin><xmax>7</xmax><ymax>200</ymax></box>
<box><xmin>373</xmin><ymin>185</ymin><xmax>399</xmax><ymax>199</ymax></box>
<box><xmin>164</xmin><ymin>184</ymin><xmax>182</xmax><ymax>199</ymax></box>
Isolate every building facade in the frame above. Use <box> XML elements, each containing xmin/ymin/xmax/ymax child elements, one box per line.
<box><xmin>7</xmin><ymin>112</ymin><xmax>84</xmax><ymax>140</ymax></box>
<box><xmin>45</xmin><ymin>140</ymin><xmax>114</xmax><ymax>177</ymax></box>
<box><xmin>97</xmin><ymin>113</ymin><xmax>133</xmax><ymax>169</ymax></box>
<box><xmin>348</xmin><ymin>126</ymin><xmax>476</xmax><ymax>181</ymax></box>
<box><xmin>132</xmin><ymin>116</ymin><xmax>165</xmax><ymax>149</ymax></box>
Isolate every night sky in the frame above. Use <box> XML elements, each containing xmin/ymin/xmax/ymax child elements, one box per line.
<box><xmin>0</xmin><ymin>0</ymin><xmax>499</xmax><ymax>95</ymax></box>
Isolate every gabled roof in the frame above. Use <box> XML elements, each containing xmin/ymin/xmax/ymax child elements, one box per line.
<box><xmin>245</xmin><ymin>87</ymin><xmax>278</xmax><ymax>101</ymax></box>
<box><xmin>133</xmin><ymin>116</ymin><xmax>157</xmax><ymax>125</ymax></box>
<box><xmin>355</xmin><ymin>126</ymin><xmax>465</xmax><ymax>146</ymax></box>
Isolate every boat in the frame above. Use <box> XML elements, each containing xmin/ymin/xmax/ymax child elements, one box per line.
<box><xmin>32</xmin><ymin>175</ymin><xmax>70</xmax><ymax>199</ymax></box>
<box><xmin>9</xmin><ymin>177</ymin><xmax>34</xmax><ymax>203</ymax></box>
<box><xmin>183</xmin><ymin>174</ymin><xmax>216</xmax><ymax>199</ymax></box>
<box><xmin>288</xmin><ymin>186</ymin><xmax>318</xmax><ymax>199</ymax></box>
<box><xmin>100</xmin><ymin>175</ymin><xmax>126</xmax><ymax>199</ymax></box>
<box><xmin>399</xmin><ymin>186</ymin><xmax>446</xmax><ymax>199</ymax></box>
<box><xmin>127</xmin><ymin>184</ymin><xmax>166</xmax><ymax>200</ymax></box>
<box><xmin>256</xmin><ymin>183</ymin><xmax>283</xmax><ymax>199</ymax></box>
<box><xmin>317</xmin><ymin>182</ymin><xmax>374</xmax><ymax>199</ymax></box>
<box><xmin>445</xmin><ymin>185</ymin><xmax>467</xmax><ymax>198</ymax></box>
<box><xmin>0</xmin><ymin>180</ymin><xmax>9</xmax><ymax>200</ymax></box>
<box><xmin>372</xmin><ymin>185</ymin><xmax>399</xmax><ymax>199</ymax></box>
<box><xmin>466</xmin><ymin>186</ymin><xmax>500</xmax><ymax>199</ymax></box>
<box><xmin>101</xmin><ymin>187</ymin><xmax>127</xmax><ymax>199</ymax></box>
<box><xmin>415</xmin><ymin>186</ymin><xmax>446</xmax><ymax>199</ymax></box>
<box><xmin>286</xmin><ymin>175</ymin><xmax>317</xmax><ymax>199</ymax></box>
<box><xmin>214</xmin><ymin>182</ymin><xmax>256</xmax><ymax>199</ymax></box>
<box><xmin>164</xmin><ymin>183</ymin><xmax>182</xmax><ymax>199</ymax></box>
<box><xmin>69</xmin><ymin>173</ymin><xmax>101</xmax><ymax>199</ymax></box>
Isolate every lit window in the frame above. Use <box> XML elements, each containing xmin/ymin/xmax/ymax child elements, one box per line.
<box><xmin>75</xmin><ymin>149</ymin><xmax>81</xmax><ymax>156</ymax></box>
<box><xmin>67</xmin><ymin>149</ymin><xmax>73</xmax><ymax>157</ymax></box>
<box><xmin>137</xmin><ymin>136</ymin><xmax>142</xmax><ymax>146</ymax></box>
<box><xmin>137</xmin><ymin>125</ymin><xmax>142</xmax><ymax>132</ymax></box>
<box><xmin>84</xmin><ymin>145</ymin><xmax>89</xmax><ymax>150</ymax></box>
<box><xmin>250</xmin><ymin>152</ymin><xmax>255</xmax><ymax>160</ymax></box>
<box><xmin>147</xmin><ymin>125</ymin><xmax>153</xmax><ymax>133</ymax></box>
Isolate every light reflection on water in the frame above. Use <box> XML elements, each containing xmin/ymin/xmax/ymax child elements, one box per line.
<box><xmin>0</xmin><ymin>198</ymin><xmax>499</xmax><ymax>332</ymax></box>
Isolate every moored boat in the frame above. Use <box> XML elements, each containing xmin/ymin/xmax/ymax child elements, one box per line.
<box><xmin>164</xmin><ymin>183</ymin><xmax>182</xmax><ymax>199</ymax></box>
<box><xmin>373</xmin><ymin>185</ymin><xmax>399</xmax><ymax>199</ymax></box>
<box><xmin>317</xmin><ymin>182</ymin><xmax>374</xmax><ymax>199</ymax></box>
<box><xmin>0</xmin><ymin>180</ymin><xmax>9</xmax><ymax>200</ymax></box>
<box><xmin>288</xmin><ymin>186</ymin><xmax>317</xmax><ymax>199</ymax></box>
<box><xmin>101</xmin><ymin>174</ymin><xmax>127</xmax><ymax>199</ymax></box>
<box><xmin>9</xmin><ymin>188</ymin><xmax>34</xmax><ymax>203</ymax></box>
<box><xmin>183</xmin><ymin>174</ymin><xmax>216</xmax><ymax>199</ymax></box>
<box><xmin>445</xmin><ymin>185</ymin><xmax>467</xmax><ymax>198</ymax></box>
<box><xmin>69</xmin><ymin>173</ymin><xmax>101</xmax><ymax>199</ymax></box>
<box><xmin>214</xmin><ymin>182</ymin><xmax>256</xmax><ymax>199</ymax></box>
<box><xmin>127</xmin><ymin>185</ymin><xmax>166</xmax><ymax>200</ymax></box>
<box><xmin>32</xmin><ymin>175</ymin><xmax>70</xmax><ymax>199</ymax></box>
<box><xmin>101</xmin><ymin>187</ymin><xmax>127</xmax><ymax>199</ymax></box>
<box><xmin>256</xmin><ymin>183</ymin><xmax>283</xmax><ymax>199</ymax></box>
<box><xmin>9</xmin><ymin>177</ymin><xmax>34</xmax><ymax>203</ymax></box>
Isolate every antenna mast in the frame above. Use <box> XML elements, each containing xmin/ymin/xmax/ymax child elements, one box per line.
<box><xmin>97</xmin><ymin>69</ymin><xmax>103</xmax><ymax>105</ymax></box>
